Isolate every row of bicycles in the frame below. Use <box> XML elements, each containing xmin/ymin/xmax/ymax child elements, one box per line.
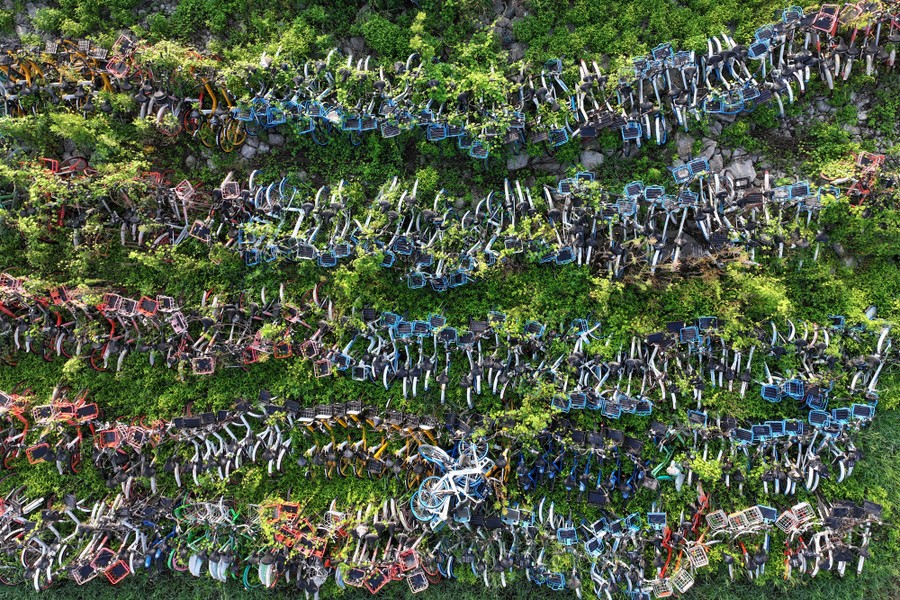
<box><xmin>7</xmin><ymin>151</ymin><xmax>895</xmax><ymax>289</ymax></box>
<box><xmin>0</xmin><ymin>360</ymin><xmax>882</xmax><ymax>496</ymax></box>
<box><xmin>1</xmin><ymin>2</ymin><xmax>897</xmax><ymax>597</ymax></box>
<box><xmin>1</xmin><ymin>3</ymin><xmax>900</xmax><ymax>157</ymax></box>
<box><xmin>0</xmin><ymin>272</ymin><xmax>891</xmax><ymax>414</ymax></box>
<box><xmin>0</xmin><ymin>379</ymin><xmax>886</xmax><ymax>596</ymax></box>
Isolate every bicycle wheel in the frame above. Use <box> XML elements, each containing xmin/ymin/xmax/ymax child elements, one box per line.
<box><xmin>32</xmin><ymin>567</ymin><xmax>54</xmax><ymax>591</ymax></box>
<box><xmin>196</xmin><ymin>120</ymin><xmax>216</xmax><ymax>148</ymax></box>
<box><xmin>0</xmin><ymin>561</ymin><xmax>22</xmax><ymax>586</ymax></box>
<box><xmin>216</xmin><ymin>126</ymin><xmax>235</xmax><ymax>153</ymax></box>
<box><xmin>224</xmin><ymin>118</ymin><xmax>247</xmax><ymax>148</ymax></box>
<box><xmin>409</xmin><ymin>491</ymin><xmax>434</xmax><ymax>522</ymax></box>
<box><xmin>182</xmin><ymin>109</ymin><xmax>202</xmax><ymax>136</ymax></box>
<box><xmin>311</xmin><ymin>122</ymin><xmax>332</xmax><ymax>146</ymax></box>
<box><xmin>243</xmin><ymin>119</ymin><xmax>262</xmax><ymax>138</ymax></box>
<box><xmin>167</xmin><ymin>548</ymin><xmax>189</xmax><ymax>572</ymax></box>
<box><xmin>457</xmin><ymin>439</ymin><xmax>489</xmax><ymax>463</ymax></box>
<box><xmin>155</xmin><ymin>106</ymin><xmax>183</xmax><ymax>137</ymax></box>
<box><xmin>419</xmin><ymin>476</ymin><xmax>448</xmax><ymax>508</ymax></box>
<box><xmin>405</xmin><ymin>462</ymin><xmax>424</xmax><ymax>490</ymax></box>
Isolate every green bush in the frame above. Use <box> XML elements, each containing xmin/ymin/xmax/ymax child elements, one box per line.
<box><xmin>167</xmin><ymin>0</ymin><xmax>208</xmax><ymax>40</ymax></box>
<box><xmin>32</xmin><ymin>7</ymin><xmax>65</xmax><ymax>32</ymax></box>
<box><xmin>146</xmin><ymin>12</ymin><xmax>170</xmax><ymax>39</ymax></box>
<box><xmin>0</xmin><ymin>9</ymin><xmax>12</xmax><ymax>33</ymax></box>
<box><xmin>3</xmin><ymin>3</ymin><xmax>900</xmax><ymax>598</ymax></box>
<box><xmin>356</xmin><ymin>14</ymin><xmax>411</xmax><ymax>59</ymax></box>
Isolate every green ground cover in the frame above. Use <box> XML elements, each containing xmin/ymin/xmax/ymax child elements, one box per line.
<box><xmin>1</xmin><ymin>0</ymin><xmax>899</xmax><ymax>598</ymax></box>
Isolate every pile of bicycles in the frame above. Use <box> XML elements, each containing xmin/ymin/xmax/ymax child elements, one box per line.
<box><xmin>6</xmin><ymin>152</ymin><xmax>896</xmax><ymax>289</ymax></box>
<box><xmin>1</xmin><ymin>2</ymin><xmax>899</xmax><ymax>158</ymax></box>
<box><xmin>0</xmin><ymin>389</ymin><xmax>887</xmax><ymax>595</ymax></box>
<box><xmin>0</xmin><ymin>273</ymin><xmax>891</xmax><ymax>412</ymax></box>
<box><xmin>0</xmin><ymin>305</ymin><xmax>890</xmax><ymax>593</ymax></box>
<box><xmin>1</xmin><ymin>1</ymin><xmax>898</xmax><ymax>597</ymax></box>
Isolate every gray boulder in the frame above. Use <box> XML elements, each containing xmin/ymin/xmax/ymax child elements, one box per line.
<box><xmin>507</xmin><ymin>153</ymin><xmax>529</xmax><ymax>170</ymax></box>
<box><xmin>532</xmin><ymin>157</ymin><xmax>562</xmax><ymax>172</ymax></box>
<box><xmin>674</xmin><ymin>132</ymin><xmax>694</xmax><ymax>159</ymax></box>
<box><xmin>580</xmin><ymin>150</ymin><xmax>604</xmax><ymax>170</ymax></box>
<box><xmin>727</xmin><ymin>156</ymin><xmax>756</xmax><ymax>182</ymax></box>
<box><xmin>240</xmin><ymin>144</ymin><xmax>257</xmax><ymax>160</ymax></box>
<box><xmin>699</xmin><ymin>138</ymin><xmax>717</xmax><ymax>160</ymax></box>
<box><xmin>508</xmin><ymin>42</ymin><xmax>527</xmax><ymax>62</ymax></box>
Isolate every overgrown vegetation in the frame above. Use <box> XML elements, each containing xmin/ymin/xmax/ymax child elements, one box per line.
<box><xmin>1</xmin><ymin>1</ymin><xmax>899</xmax><ymax>598</ymax></box>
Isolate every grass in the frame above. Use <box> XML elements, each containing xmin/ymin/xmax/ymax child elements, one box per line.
<box><xmin>2</xmin><ymin>0</ymin><xmax>900</xmax><ymax>599</ymax></box>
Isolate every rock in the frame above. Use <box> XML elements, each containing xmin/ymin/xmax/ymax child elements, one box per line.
<box><xmin>268</xmin><ymin>133</ymin><xmax>285</xmax><ymax>147</ymax></box>
<box><xmin>674</xmin><ymin>132</ymin><xmax>694</xmax><ymax>159</ymax></box>
<box><xmin>240</xmin><ymin>144</ymin><xmax>257</xmax><ymax>160</ymax></box>
<box><xmin>25</xmin><ymin>2</ymin><xmax>38</xmax><ymax>16</ymax></box>
<box><xmin>257</xmin><ymin>142</ymin><xmax>271</xmax><ymax>154</ymax></box>
<box><xmin>709</xmin><ymin>154</ymin><xmax>724</xmax><ymax>173</ymax></box>
<box><xmin>623</xmin><ymin>144</ymin><xmax>641</xmax><ymax>158</ymax></box>
<box><xmin>580</xmin><ymin>150</ymin><xmax>604</xmax><ymax>170</ymax></box>
<box><xmin>507</xmin><ymin>153</ymin><xmax>529</xmax><ymax>170</ymax></box>
<box><xmin>727</xmin><ymin>156</ymin><xmax>756</xmax><ymax>182</ymax></box>
<box><xmin>350</xmin><ymin>36</ymin><xmax>366</xmax><ymax>53</ymax></box>
<box><xmin>496</xmin><ymin>17</ymin><xmax>511</xmax><ymax>29</ymax></box>
<box><xmin>846</xmin><ymin>125</ymin><xmax>860</xmax><ymax>136</ymax></box>
<box><xmin>532</xmin><ymin>157</ymin><xmax>563</xmax><ymax>172</ymax></box>
<box><xmin>816</xmin><ymin>99</ymin><xmax>830</xmax><ymax>113</ymax></box>
<box><xmin>699</xmin><ymin>138</ymin><xmax>717</xmax><ymax>160</ymax></box>
<box><xmin>454</xmin><ymin>198</ymin><xmax>467</xmax><ymax>210</ymax></box>
<box><xmin>843</xmin><ymin>256</ymin><xmax>858</xmax><ymax>269</ymax></box>
<box><xmin>508</xmin><ymin>42</ymin><xmax>527</xmax><ymax>62</ymax></box>
<box><xmin>245</xmin><ymin>136</ymin><xmax>260</xmax><ymax>148</ymax></box>
<box><xmin>185</xmin><ymin>155</ymin><xmax>198</xmax><ymax>169</ymax></box>
<box><xmin>708</xmin><ymin>120</ymin><xmax>723</xmax><ymax>137</ymax></box>
<box><xmin>832</xmin><ymin>243</ymin><xmax>847</xmax><ymax>258</ymax></box>
<box><xmin>857</xmin><ymin>110</ymin><xmax>868</xmax><ymax>122</ymax></box>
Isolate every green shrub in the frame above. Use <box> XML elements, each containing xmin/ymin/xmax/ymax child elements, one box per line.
<box><xmin>146</xmin><ymin>12</ymin><xmax>170</xmax><ymax>39</ymax></box>
<box><xmin>167</xmin><ymin>0</ymin><xmax>208</xmax><ymax>40</ymax></box>
<box><xmin>0</xmin><ymin>9</ymin><xmax>11</xmax><ymax>33</ymax></box>
<box><xmin>356</xmin><ymin>14</ymin><xmax>411</xmax><ymax>59</ymax></box>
